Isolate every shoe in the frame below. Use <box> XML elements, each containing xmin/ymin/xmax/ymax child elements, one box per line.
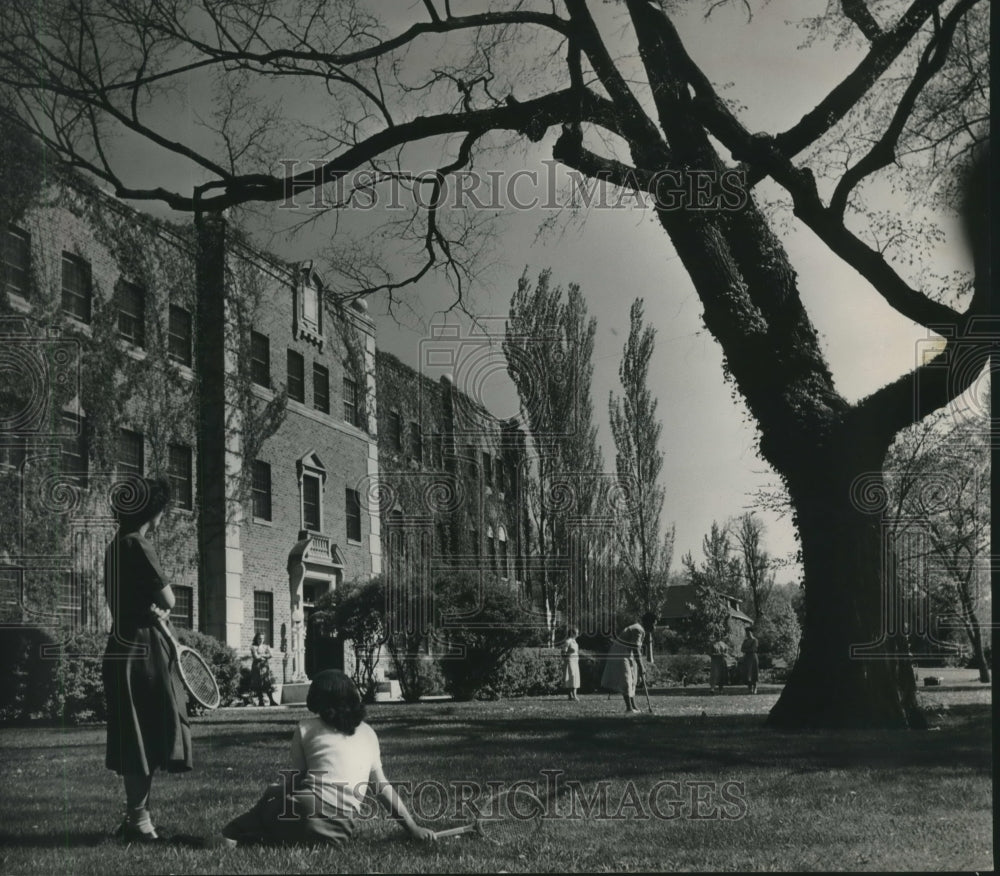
<box><xmin>114</xmin><ymin>819</ymin><xmax>163</xmax><ymax>844</ymax></box>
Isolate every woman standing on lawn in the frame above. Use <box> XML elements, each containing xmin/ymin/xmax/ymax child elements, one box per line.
<box><xmin>742</xmin><ymin>628</ymin><xmax>760</xmax><ymax>694</ymax></box>
<box><xmin>562</xmin><ymin>626</ymin><xmax>581</xmax><ymax>701</ymax></box>
<box><xmin>601</xmin><ymin>613</ymin><xmax>656</xmax><ymax>714</ymax></box>
<box><xmin>250</xmin><ymin>632</ymin><xmax>279</xmax><ymax>706</ymax></box>
<box><xmin>709</xmin><ymin>638</ymin><xmax>729</xmax><ymax>693</ymax></box>
<box><xmin>103</xmin><ymin>478</ymin><xmax>192</xmax><ymax>843</ymax></box>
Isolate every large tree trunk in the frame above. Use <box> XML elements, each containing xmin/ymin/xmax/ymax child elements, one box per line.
<box><xmin>768</xmin><ymin>427</ymin><xmax>925</xmax><ymax>729</ymax></box>
<box><xmin>958</xmin><ymin>589</ymin><xmax>991</xmax><ymax>684</ymax></box>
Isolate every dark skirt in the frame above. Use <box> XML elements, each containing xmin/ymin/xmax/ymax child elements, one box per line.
<box><xmin>743</xmin><ymin>653</ymin><xmax>760</xmax><ymax>685</ymax></box>
<box><xmin>103</xmin><ymin>624</ymin><xmax>193</xmax><ymax>777</ymax></box>
<box><xmin>250</xmin><ymin>659</ymin><xmax>276</xmax><ymax>694</ymax></box>
<box><xmin>223</xmin><ymin>782</ymin><xmax>356</xmax><ymax>846</ymax></box>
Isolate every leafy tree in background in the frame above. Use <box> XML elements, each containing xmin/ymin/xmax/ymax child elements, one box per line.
<box><xmin>732</xmin><ymin>512</ymin><xmax>775</xmax><ymax>620</ymax></box>
<box><xmin>505</xmin><ymin>271</ymin><xmax>603</xmax><ymax>642</ymax></box>
<box><xmin>609</xmin><ymin>298</ymin><xmax>675</xmax><ymax>641</ymax></box>
<box><xmin>312</xmin><ymin>578</ymin><xmax>387</xmax><ymax>702</ymax></box>
<box><xmin>673</xmin><ymin>523</ymin><xmax>741</xmax><ymax>653</ymax></box>
<box><xmin>754</xmin><ymin>587</ymin><xmax>802</xmax><ymax>669</ymax></box>
<box><xmin>1</xmin><ymin>0</ymin><xmax>988</xmax><ymax>727</ymax></box>
<box><xmin>884</xmin><ymin>402</ymin><xmax>990</xmax><ymax>682</ymax></box>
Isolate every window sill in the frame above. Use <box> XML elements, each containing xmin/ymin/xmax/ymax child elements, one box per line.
<box><xmin>253</xmin><ymin>517</ymin><xmax>274</xmax><ymax>527</ymax></box>
<box><xmin>62</xmin><ymin>315</ymin><xmax>93</xmax><ymax>336</ymax></box>
<box><xmin>169</xmin><ymin>360</ymin><xmax>195</xmax><ymax>381</ymax></box>
<box><xmin>346</xmin><ymin>538</ymin><xmax>362</xmax><ymax>547</ymax></box>
<box><xmin>251</xmin><ymin>384</ymin><xmax>275</xmax><ymax>402</ymax></box>
<box><xmin>121</xmin><ymin>343</ymin><xmax>148</xmax><ymax>362</ymax></box>
<box><xmin>7</xmin><ymin>292</ymin><xmax>30</xmax><ymax>313</ymax></box>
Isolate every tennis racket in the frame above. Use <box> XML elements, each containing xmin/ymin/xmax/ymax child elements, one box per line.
<box><xmin>433</xmin><ymin>787</ymin><xmax>545</xmax><ymax>845</ymax></box>
<box><xmin>154</xmin><ymin>616</ymin><xmax>221</xmax><ymax>710</ymax></box>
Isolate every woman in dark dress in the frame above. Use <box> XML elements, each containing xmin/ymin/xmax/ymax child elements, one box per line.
<box><xmin>103</xmin><ymin>478</ymin><xmax>192</xmax><ymax>842</ymax></box>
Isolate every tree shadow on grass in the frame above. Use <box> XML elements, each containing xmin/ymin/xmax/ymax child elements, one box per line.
<box><xmin>0</xmin><ymin>830</ymin><xmax>206</xmax><ymax>848</ymax></box>
<box><xmin>368</xmin><ymin>706</ymin><xmax>992</xmax><ymax>781</ymax></box>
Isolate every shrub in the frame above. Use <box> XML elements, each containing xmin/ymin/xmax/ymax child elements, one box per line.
<box><xmin>476</xmin><ymin>648</ymin><xmax>563</xmax><ymax>700</ymax></box>
<box><xmin>175</xmin><ymin>626</ymin><xmax>241</xmax><ymax>707</ymax></box>
<box><xmin>52</xmin><ymin>630</ymin><xmax>108</xmax><ymax>723</ymax></box>
<box><xmin>655</xmin><ymin>653</ymin><xmax>712</xmax><ymax>686</ymax></box>
<box><xmin>434</xmin><ymin>573</ymin><xmax>534</xmax><ymax>701</ymax></box>
<box><xmin>313</xmin><ymin>578</ymin><xmax>386</xmax><ymax>702</ymax></box>
<box><xmin>578</xmin><ymin>650</ymin><xmax>604</xmax><ymax>693</ymax></box>
<box><xmin>0</xmin><ymin>626</ymin><xmax>58</xmax><ymax>723</ymax></box>
<box><xmin>0</xmin><ymin>626</ymin><xmax>109</xmax><ymax>725</ymax></box>
<box><xmin>388</xmin><ymin>654</ymin><xmax>446</xmax><ymax>702</ymax></box>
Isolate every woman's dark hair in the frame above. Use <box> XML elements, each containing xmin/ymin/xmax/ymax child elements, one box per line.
<box><xmin>306</xmin><ymin>670</ymin><xmax>365</xmax><ymax>734</ymax></box>
<box><xmin>113</xmin><ymin>477</ymin><xmax>171</xmax><ymax>532</ymax></box>
<box><xmin>640</xmin><ymin>611</ymin><xmax>658</xmax><ymax>631</ymax></box>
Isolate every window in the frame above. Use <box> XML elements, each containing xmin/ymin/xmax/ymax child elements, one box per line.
<box><xmin>468</xmin><ymin>459</ymin><xmax>477</xmax><ymax>482</ymax></box>
<box><xmin>342</xmin><ymin>376</ymin><xmax>360</xmax><ymax>425</ymax></box>
<box><xmin>57</xmin><ymin>572</ymin><xmax>84</xmax><ymax>627</ymax></box>
<box><xmin>433</xmin><ymin>432</ymin><xmax>444</xmax><ymax>468</ymax></box>
<box><xmin>59</xmin><ymin>412</ymin><xmax>88</xmax><ymax>485</ymax></box>
<box><xmin>487</xmin><ymin>526</ymin><xmax>496</xmax><ymax>566</ymax></box>
<box><xmin>3</xmin><ymin>227</ymin><xmax>30</xmax><ymax>297</ymax></box>
<box><xmin>388</xmin><ymin>412</ymin><xmax>403</xmax><ymax>452</ymax></box>
<box><xmin>117</xmin><ymin>429</ymin><xmax>144</xmax><ymax>478</ymax></box>
<box><xmin>470</xmin><ymin>527</ymin><xmax>479</xmax><ymax>557</ymax></box>
<box><xmin>287</xmin><ymin>349</ymin><xmax>305</xmax><ymax>402</ymax></box>
<box><xmin>168</xmin><ymin>443</ymin><xmax>193</xmax><ymax>510</ymax></box>
<box><xmin>313</xmin><ymin>363</ymin><xmax>330</xmax><ymax>414</ymax></box>
<box><xmin>345</xmin><ymin>488</ymin><xmax>362</xmax><ymax>542</ymax></box>
<box><xmin>409</xmin><ymin>422</ymin><xmax>422</xmax><ymax>464</ymax></box>
<box><xmin>168</xmin><ymin>305</ymin><xmax>193</xmax><ymax>367</ymax></box>
<box><xmin>254</xmin><ymin>591</ymin><xmax>274</xmax><ymax>646</ymax></box>
<box><xmin>252</xmin><ymin>460</ymin><xmax>272</xmax><ymax>521</ymax></box>
<box><xmin>172</xmin><ymin>585</ymin><xmax>193</xmax><ymax>629</ymax></box>
<box><xmin>116</xmin><ymin>280</ymin><xmax>146</xmax><ymax>347</ymax></box>
<box><xmin>302</xmin><ymin>284</ymin><xmax>320</xmax><ymax>330</ymax></box>
<box><xmin>61</xmin><ymin>253</ymin><xmax>92</xmax><ymax>323</ymax></box>
<box><xmin>482</xmin><ymin>452</ymin><xmax>493</xmax><ymax>486</ymax></box>
<box><xmin>250</xmin><ymin>331</ymin><xmax>270</xmax><ymax>387</ymax></box>
<box><xmin>498</xmin><ymin>526</ymin><xmax>509</xmax><ymax>577</ymax></box>
<box><xmin>302</xmin><ymin>473</ymin><xmax>321</xmax><ymax>532</ymax></box>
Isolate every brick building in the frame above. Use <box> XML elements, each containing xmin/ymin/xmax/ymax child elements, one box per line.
<box><xmin>1</xmin><ymin>172</ymin><xmax>377</xmax><ymax>680</ymax></box>
<box><xmin>1</xmin><ymin>170</ymin><xmax>530</xmax><ymax>677</ymax></box>
<box><xmin>374</xmin><ymin>350</ymin><xmax>529</xmax><ymax>590</ymax></box>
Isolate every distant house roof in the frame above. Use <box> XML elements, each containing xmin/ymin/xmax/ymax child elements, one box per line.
<box><xmin>660</xmin><ymin>584</ymin><xmax>753</xmax><ymax>625</ymax></box>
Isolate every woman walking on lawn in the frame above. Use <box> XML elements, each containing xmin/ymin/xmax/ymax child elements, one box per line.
<box><xmin>103</xmin><ymin>478</ymin><xmax>192</xmax><ymax>843</ymax></box>
<box><xmin>250</xmin><ymin>632</ymin><xmax>279</xmax><ymax>706</ymax></box>
<box><xmin>601</xmin><ymin>613</ymin><xmax>656</xmax><ymax>714</ymax></box>
<box><xmin>562</xmin><ymin>626</ymin><xmax>581</xmax><ymax>701</ymax></box>
<box><xmin>742</xmin><ymin>628</ymin><xmax>760</xmax><ymax>694</ymax></box>
<box><xmin>219</xmin><ymin>669</ymin><xmax>435</xmax><ymax>846</ymax></box>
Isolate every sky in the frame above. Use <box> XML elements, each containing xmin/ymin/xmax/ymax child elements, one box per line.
<box><xmin>84</xmin><ymin>0</ymin><xmax>976</xmax><ymax>578</ymax></box>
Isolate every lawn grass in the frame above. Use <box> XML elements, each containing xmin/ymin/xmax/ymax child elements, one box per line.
<box><xmin>0</xmin><ymin>681</ymin><xmax>991</xmax><ymax>874</ymax></box>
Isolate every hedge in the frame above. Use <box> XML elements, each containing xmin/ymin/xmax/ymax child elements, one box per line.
<box><xmin>0</xmin><ymin>623</ymin><xmax>243</xmax><ymax>724</ymax></box>
<box><xmin>0</xmin><ymin>626</ymin><xmax>108</xmax><ymax>724</ymax></box>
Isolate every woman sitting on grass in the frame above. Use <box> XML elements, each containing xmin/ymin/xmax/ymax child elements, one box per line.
<box><xmin>219</xmin><ymin>669</ymin><xmax>435</xmax><ymax>846</ymax></box>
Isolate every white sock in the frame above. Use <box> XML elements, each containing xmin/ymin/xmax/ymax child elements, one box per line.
<box><xmin>127</xmin><ymin>808</ymin><xmax>155</xmax><ymax>834</ymax></box>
